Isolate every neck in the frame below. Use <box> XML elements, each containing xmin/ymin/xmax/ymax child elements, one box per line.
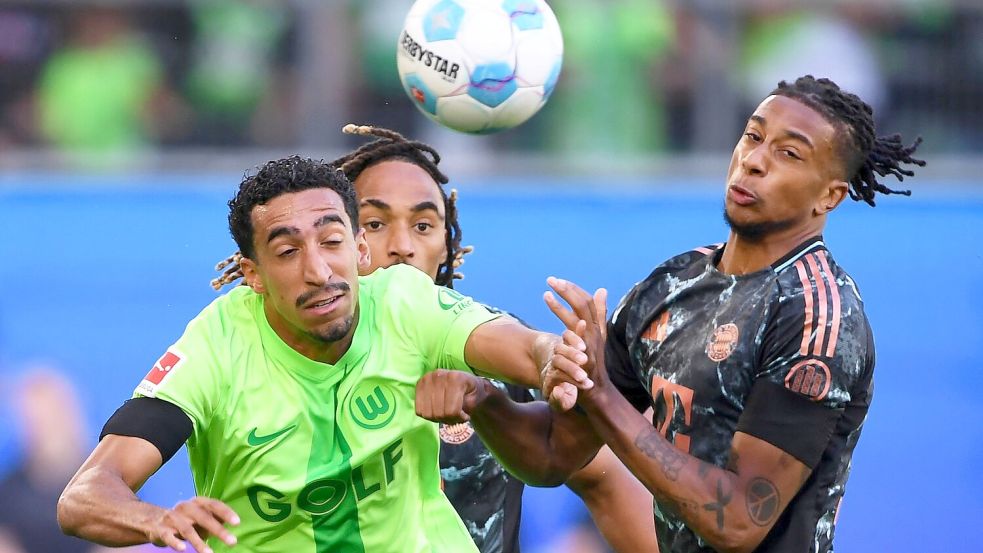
<box><xmin>265</xmin><ymin>303</ymin><xmax>360</xmax><ymax>365</ymax></box>
<box><xmin>718</xmin><ymin>223</ymin><xmax>822</xmax><ymax>275</ymax></box>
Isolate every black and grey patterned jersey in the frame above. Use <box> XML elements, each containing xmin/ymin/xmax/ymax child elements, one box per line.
<box><xmin>439</xmin><ymin>304</ymin><xmax>534</xmax><ymax>553</ymax></box>
<box><xmin>606</xmin><ymin>236</ymin><xmax>875</xmax><ymax>553</ymax></box>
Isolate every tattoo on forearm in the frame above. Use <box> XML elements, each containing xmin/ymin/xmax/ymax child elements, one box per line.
<box><xmin>634</xmin><ymin>426</ymin><xmax>687</xmax><ymax>481</ymax></box>
<box><xmin>702</xmin><ymin>478</ymin><xmax>732</xmax><ymax>531</ymax></box>
<box><xmin>746</xmin><ymin>477</ymin><xmax>780</xmax><ymax>527</ymax></box>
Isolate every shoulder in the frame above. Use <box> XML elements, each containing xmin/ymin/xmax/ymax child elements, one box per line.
<box><xmin>359</xmin><ymin>264</ymin><xmax>435</xmax><ymax>299</ymax></box>
<box><xmin>614</xmin><ymin>242</ymin><xmax>721</xmax><ymax>323</ymax></box>
<box><xmin>773</xmin><ymin>248</ymin><xmax>867</xmax><ymax>323</ymax></box>
<box><xmin>190</xmin><ymin>285</ymin><xmax>262</xmax><ymax>338</ymax></box>
<box><xmin>763</xmin><ymin>248</ymin><xmax>874</xmax><ymax>395</ymax></box>
<box><xmin>480</xmin><ymin>303</ymin><xmax>533</xmax><ymax>329</ymax></box>
<box><xmin>661</xmin><ymin>243</ymin><xmax>724</xmax><ymax>273</ymax></box>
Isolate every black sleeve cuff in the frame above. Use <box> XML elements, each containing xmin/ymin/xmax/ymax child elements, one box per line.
<box><xmin>100</xmin><ymin>397</ymin><xmax>193</xmax><ymax>464</ymax></box>
<box><xmin>736</xmin><ymin>380</ymin><xmax>840</xmax><ymax>469</ymax></box>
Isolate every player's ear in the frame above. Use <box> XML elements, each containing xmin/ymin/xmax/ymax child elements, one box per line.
<box><xmin>239</xmin><ymin>256</ymin><xmax>266</xmax><ymax>294</ymax></box>
<box><xmin>355</xmin><ymin>227</ymin><xmax>371</xmax><ymax>271</ymax></box>
<box><xmin>816</xmin><ymin>179</ymin><xmax>849</xmax><ymax>215</ymax></box>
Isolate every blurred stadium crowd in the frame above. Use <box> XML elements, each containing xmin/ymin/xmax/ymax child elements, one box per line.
<box><xmin>0</xmin><ymin>0</ymin><xmax>980</xmax><ymax>163</ymax></box>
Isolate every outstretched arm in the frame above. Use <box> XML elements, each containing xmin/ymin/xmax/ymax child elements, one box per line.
<box><xmin>59</xmin><ymin>429</ymin><xmax>239</xmax><ymax>551</ymax></box>
<box><xmin>463</xmin><ymin>316</ymin><xmax>594</xmax><ymax>390</ymax></box>
<box><xmin>416</xmin><ymin>370</ymin><xmax>602</xmax><ymax>487</ymax></box>
<box><xmin>544</xmin><ymin>278</ymin><xmax>814</xmax><ymax>553</ymax></box>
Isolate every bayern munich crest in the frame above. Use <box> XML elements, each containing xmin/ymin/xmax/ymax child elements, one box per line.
<box><xmin>706</xmin><ymin>323</ymin><xmax>739</xmax><ymax>362</ymax></box>
<box><xmin>439</xmin><ymin>422</ymin><xmax>475</xmax><ymax>444</ymax></box>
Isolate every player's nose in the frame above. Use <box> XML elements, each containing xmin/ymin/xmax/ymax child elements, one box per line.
<box><xmin>741</xmin><ymin>144</ymin><xmax>767</xmax><ymax>176</ymax></box>
<box><xmin>388</xmin><ymin>227</ymin><xmax>414</xmax><ymax>260</ymax></box>
<box><xmin>302</xmin><ymin>248</ymin><xmax>333</xmax><ymax>286</ymax></box>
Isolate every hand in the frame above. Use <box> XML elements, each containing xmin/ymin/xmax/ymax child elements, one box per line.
<box><xmin>541</xmin><ymin>327</ymin><xmax>592</xmax><ymax>411</ymax></box>
<box><xmin>543</xmin><ymin>277</ymin><xmax>609</xmax><ymax>405</ymax></box>
<box><xmin>416</xmin><ymin>369</ymin><xmax>489</xmax><ymax>424</ymax></box>
<box><xmin>147</xmin><ymin>497</ymin><xmax>239</xmax><ymax>553</ymax></box>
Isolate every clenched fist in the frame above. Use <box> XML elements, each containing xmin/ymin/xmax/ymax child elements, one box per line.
<box><xmin>415</xmin><ymin>369</ymin><xmax>491</xmax><ymax>424</ymax></box>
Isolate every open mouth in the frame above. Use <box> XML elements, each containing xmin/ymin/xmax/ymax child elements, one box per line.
<box><xmin>305</xmin><ymin>294</ymin><xmax>343</xmax><ymax>314</ymax></box>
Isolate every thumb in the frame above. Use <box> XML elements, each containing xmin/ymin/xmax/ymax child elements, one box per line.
<box><xmin>461</xmin><ymin>377</ymin><xmax>485</xmax><ymax>415</ymax></box>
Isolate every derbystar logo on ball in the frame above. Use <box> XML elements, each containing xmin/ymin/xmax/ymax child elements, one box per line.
<box><xmin>396</xmin><ymin>0</ymin><xmax>563</xmax><ymax>134</ymax></box>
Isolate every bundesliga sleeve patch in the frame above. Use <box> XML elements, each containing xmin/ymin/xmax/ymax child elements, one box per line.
<box><xmin>138</xmin><ymin>349</ymin><xmax>185</xmax><ymax>396</ymax></box>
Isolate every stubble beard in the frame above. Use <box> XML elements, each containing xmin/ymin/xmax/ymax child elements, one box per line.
<box><xmin>722</xmin><ymin>206</ymin><xmax>797</xmax><ymax>243</ymax></box>
<box><xmin>307</xmin><ymin>314</ymin><xmax>355</xmax><ymax>344</ymax></box>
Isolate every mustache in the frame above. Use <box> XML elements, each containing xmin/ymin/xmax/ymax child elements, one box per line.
<box><xmin>296</xmin><ymin>282</ymin><xmax>351</xmax><ymax>308</ymax></box>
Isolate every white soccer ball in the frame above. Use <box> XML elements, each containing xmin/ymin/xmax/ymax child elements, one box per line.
<box><xmin>396</xmin><ymin>0</ymin><xmax>563</xmax><ymax>134</ymax></box>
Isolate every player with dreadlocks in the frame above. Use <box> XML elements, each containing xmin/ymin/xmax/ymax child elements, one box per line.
<box><xmin>213</xmin><ymin>125</ymin><xmax>658</xmax><ymax>553</ymax></box>
<box><xmin>415</xmin><ymin>75</ymin><xmax>924</xmax><ymax>553</ymax></box>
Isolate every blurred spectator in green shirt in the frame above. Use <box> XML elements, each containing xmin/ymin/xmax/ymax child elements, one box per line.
<box><xmin>37</xmin><ymin>8</ymin><xmax>164</xmax><ymax>155</ymax></box>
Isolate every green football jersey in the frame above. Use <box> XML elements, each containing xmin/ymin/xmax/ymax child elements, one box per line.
<box><xmin>134</xmin><ymin>264</ymin><xmax>499</xmax><ymax>552</ymax></box>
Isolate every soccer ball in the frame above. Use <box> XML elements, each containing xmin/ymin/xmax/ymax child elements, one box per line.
<box><xmin>396</xmin><ymin>0</ymin><xmax>563</xmax><ymax>134</ymax></box>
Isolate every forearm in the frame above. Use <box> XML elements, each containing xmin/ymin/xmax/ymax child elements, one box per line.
<box><xmin>580</xmin><ymin>388</ymin><xmax>758</xmax><ymax>553</ymax></box>
<box><xmin>469</xmin><ymin>380</ymin><xmax>599</xmax><ymax>487</ymax></box>
<box><xmin>58</xmin><ymin>465</ymin><xmax>162</xmax><ymax>546</ymax></box>
<box><xmin>566</xmin><ymin>447</ymin><xmax>659</xmax><ymax>553</ymax></box>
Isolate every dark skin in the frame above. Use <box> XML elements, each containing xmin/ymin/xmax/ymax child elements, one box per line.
<box><xmin>416</xmin><ymin>95</ymin><xmax>852</xmax><ymax>553</ymax></box>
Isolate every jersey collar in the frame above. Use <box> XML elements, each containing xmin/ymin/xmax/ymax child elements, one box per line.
<box><xmin>771</xmin><ymin>235</ymin><xmax>826</xmax><ymax>273</ymax></box>
<box><xmin>255</xmin><ymin>293</ymin><xmax>371</xmax><ymax>382</ymax></box>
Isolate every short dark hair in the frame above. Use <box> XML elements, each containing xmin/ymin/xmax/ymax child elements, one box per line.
<box><xmin>770</xmin><ymin>75</ymin><xmax>925</xmax><ymax>206</ymax></box>
<box><xmin>228</xmin><ymin>155</ymin><xmax>358</xmax><ymax>259</ymax></box>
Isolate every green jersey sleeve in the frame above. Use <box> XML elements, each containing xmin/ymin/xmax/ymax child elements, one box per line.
<box><xmin>370</xmin><ymin>265</ymin><xmax>501</xmax><ymax>373</ymax></box>
<box><xmin>133</xmin><ymin>295</ymin><xmax>231</xmax><ymax>435</ymax></box>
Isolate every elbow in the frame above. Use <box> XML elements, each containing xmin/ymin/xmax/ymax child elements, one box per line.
<box><xmin>708</xmin><ymin>523</ymin><xmax>763</xmax><ymax>553</ymax></box>
<box><xmin>516</xmin><ymin>455</ymin><xmax>580</xmax><ymax>488</ymax></box>
<box><xmin>521</xmin><ymin>463</ymin><xmax>571</xmax><ymax>488</ymax></box>
<box><xmin>56</xmin><ymin>489</ymin><xmax>80</xmax><ymax>537</ymax></box>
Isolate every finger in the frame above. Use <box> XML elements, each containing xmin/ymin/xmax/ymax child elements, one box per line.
<box><xmin>442</xmin><ymin>374</ymin><xmax>469</xmax><ymax>422</ymax></box>
<box><xmin>548</xmin><ymin>382</ymin><xmax>578</xmax><ymax>411</ymax></box>
<box><xmin>199</xmin><ymin>498</ymin><xmax>240</xmax><ymax>526</ymax></box>
<box><xmin>548</xmin><ymin>277</ymin><xmax>597</xmax><ymax>325</ymax></box>
<box><xmin>561</xmin><ymin>329</ymin><xmax>586</xmax><ymax>352</ymax></box>
<box><xmin>550</xmin><ymin>356</ymin><xmax>594</xmax><ymax>389</ymax></box>
<box><xmin>575</xmin><ymin>319</ymin><xmax>587</xmax><ymax>339</ymax></box>
<box><xmin>172</xmin><ymin>517</ymin><xmax>210</xmax><ymax>553</ymax></box>
<box><xmin>462</xmin><ymin>382</ymin><xmax>482</xmax><ymax>416</ymax></box>
<box><xmin>175</xmin><ymin>504</ymin><xmax>220</xmax><ymax>549</ymax></box>
<box><xmin>414</xmin><ymin>376</ymin><xmax>431</xmax><ymax>419</ymax></box>
<box><xmin>422</xmin><ymin>373</ymin><xmax>438</xmax><ymax>421</ymax></box>
<box><xmin>191</xmin><ymin>503</ymin><xmax>238</xmax><ymax>547</ymax></box>
<box><xmin>594</xmin><ymin>288</ymin><xmax>609</xmax><ymax>340</ymax></box>
<box><xmin>554</xmin><ymin>343</ymin><xmax>588</xmax><ymax>367</ymax></box>
<box><xmin>543</xmin><ymin>290</ymin><xmax>580</xmax><ymax>331</ymax></box>
<box><xmin>158</xmin><ymin>529</ymin><xmax>187</xmax><ymax>552</ymax></box>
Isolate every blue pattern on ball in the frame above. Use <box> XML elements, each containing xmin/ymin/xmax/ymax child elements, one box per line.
<box><xmin>423</xmin><ymin>0</ymin><xmax>465</xmax><ymax>42</ymax></box>
<box><xmin>501</xmin><ymin>0</ymin><xmax>543</xmax><ymax>30</ymax></box>
<box><xmin>468</xmin><ymin>63</ymin><xmax>517</xmax><ymax>108</ymax></box>
<box><xmin>544</xmin><ymin>60</ymin><xmax>561</xmax><ymax>98</ymax></box>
